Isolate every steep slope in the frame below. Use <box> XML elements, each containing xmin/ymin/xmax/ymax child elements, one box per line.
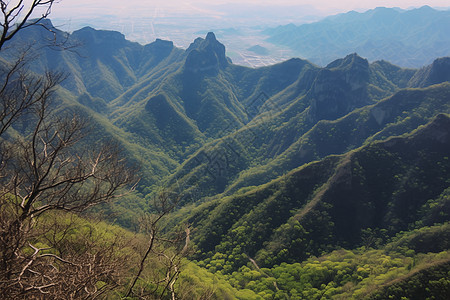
<box><xmin>179</xmin><ymin>114</ymin><xmax>450</xmax><ymax>271</ymax></box>
<box><xmin>113</xmin><ymin>33</ymin><xmax>319</xmax><ymax>161</ymax></box>
<box><xmin>44</xmin><ymin>88</ymin><xmax>179</xmax><ymax>187</ymax></box>
<box><xmin>308</xmin><ymin>53</ymin><xmax>371</xmax><ymax>121</ymax></box>
<box><xmin>0</xmin><ymin>21</ymin><xmax>186</xmax><ymax>190</ymax></box>
<box><xmin>3</xmin><ymin>18</ymin><xmax>450</xmax><ymax>299</ymax></box>
<box><xmin>2</xmin><ymin>19</ymin><xmax>185</xmax><ymax>105</ymax></box>
<box><xmin>109</xmin><ymin>33</ymin><xmax>247</xmax><ymax>161</ymax></box>
<box><xmin>176</xmin><ymin>33</ymin><xmax>247</xmax><ymax>137</ymax></box>
<box><xmin>1</xmin><ymin>24</ymin><xmax>325</xmax><ymax>188</ymax></box>
<box><xmin>369</xmin><ymin>59</ymin><xmax>417</xmax><ymax>98</ymax></box>
<box><xmin>166</xmin><ymin>55</ymin><xmax>442</xmax><ymax>199</ymax></box>
<box><xmin>67</xmin><ymin>26</ymin><xmax>142</xmax><ymax>101</ymax></box>
<box><xmin>408</xmin><ymin>57</ymin><xmax>450</xmax><ymax>88</ymax></box>
<box><xmin>223</xmin><ymin>82</ymin><xmax>450</xmax><ymax>196</ymax></box>
<box><xmin>4</xmin><ymin>21</ymin><xmax>449</xmax><ymax>229</ymax></box>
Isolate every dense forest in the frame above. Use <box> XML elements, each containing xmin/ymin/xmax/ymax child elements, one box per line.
<box><xmin>0</xmin><ymin>1</ymin><xmax>449</xmax><ymax>299</ymax></box>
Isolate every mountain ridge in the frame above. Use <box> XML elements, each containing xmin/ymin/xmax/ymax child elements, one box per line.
<box><xmin>266</xmin><ymin>6</ymin><xmax>450</xmax><ymax>67</ymax></box>
<box><xmin>179</xmin><ymin>113</ymin><xmax>450</xmax><ymax>269</ymax></box>
<box><xmin>2</xmin><ymin>15</ymin><xmax>449</xmax><ymax>299</ymax></box>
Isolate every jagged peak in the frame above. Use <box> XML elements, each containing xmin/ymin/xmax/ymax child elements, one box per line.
<box><xmin>431</xmin><ymin>57</ymin><xmax>450</xmax><ymax>68</ymax></box>
<box><xmin>326</xmin><ymin>53</ymin><xmax>368</xmax><ymax>70</ymax></box>
<box><xmin>408</xmin><ymin>57</ymin><xmax>450</xmax><ymax>88</ymax></box>
<box><xmin>308</xmin><ymin>54</ymin><xmax>370</xmax><ymax>121</ymax></box>
<box><xmin>186</xmin><ymin>32</ymin><xmax>224</xmax><ymax>52</ymax></box>
<box><xmin>184</xmin><ymin>32</ymin><xmax>229</xmax><ymax>74</ymax></box>
<box><xmin>22</xmin><ymin>18</ymin><xmax>63</xmax><ymax>35</ymax></box>
<box><xmin>186</xmin><ymin>37</ymin><xmax>204</xmax><ymax>53</ymax></box>
<box><xmin>205</xmin><ymin>32</ymin><xmax>217</xmax><ymax>41</ymax></box>
<box><xmin>34</xmin><ymin>18</ymin><xmax>55</xmax><ymax>28</ymax></box>
<box><xmin>154</xmin><ymin>38</ymin><xmax>173</xmax><ymax>45</ymax></box>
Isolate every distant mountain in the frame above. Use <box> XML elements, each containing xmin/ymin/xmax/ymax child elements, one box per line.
<box><xmin>266</xmin><ymin>6</ymin><xmax>450</xmax><ymax>67</ymax></box>
<box><xmin>247</xmin><ymin>45</ymin><xmax>269</xmax><ymax>56</ymax></box>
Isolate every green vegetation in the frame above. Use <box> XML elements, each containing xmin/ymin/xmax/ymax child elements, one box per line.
<box><xmin>20</xmin><ymin>210</ymin><xmax>250</xmax><ymax>299</ymax></box>
<box><xmin>177</xmin><ymin>115</ymin><xmax>450</xmax><ymax>273</ymax></box>
<box><xmin>1</xmin><ymin>16</ymin><xmax>449</xmax><ymax>298</ymax></box>
<box><xmin>221</xmin><ymin>241</ymin><xmax>450</xmax><ymax>299</ymax></box>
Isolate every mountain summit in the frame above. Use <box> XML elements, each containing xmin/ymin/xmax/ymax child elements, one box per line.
<box><xmin>185</xmin><ymin>32</ymin><xmax>230</xmax><ymax>73</ymax></box>
<box><xmin>408</xmin><ymin>57</ymin><xmax>450</xmax><ymax>88</ymax></box>
<box><xmin>309</xmin><ymin>53</ymin><xmax>370</xmax><ymax>121</ymax></box>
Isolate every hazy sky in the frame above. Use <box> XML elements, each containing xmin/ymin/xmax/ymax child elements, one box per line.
<box><xmin>35</xmin><ymin>0</ymin><xmax>450</xmax><ymax>63</ymax></box>
<box><xmin>51</xmin><ymin>0</ymin><xmax>450</xmax><ymax>18</ymax></box>
<box><xmin>44</xmin><ymin>0</ymin><xmax>449</xmax><ymax>46</ymax></box>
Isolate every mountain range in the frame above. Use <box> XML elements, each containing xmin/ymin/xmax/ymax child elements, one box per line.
<box><xmin>265</xmin><ymin>6</ymin><xmax>450</xmax><ymax>67</ymax></box>
<box><xmin>2</xmin><ymin>17</ymin><xmax>449</xmax><ymax>298</ymax></box>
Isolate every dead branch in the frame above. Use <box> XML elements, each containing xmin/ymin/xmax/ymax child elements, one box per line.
<box><xmin>0</xmin><ymin>0</ymin><xmax>58</xmax><ymax>51</ymax></box>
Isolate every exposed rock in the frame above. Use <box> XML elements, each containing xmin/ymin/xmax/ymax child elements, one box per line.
<box><xmin>408</xmin><ymin>57</ymin><xmax>450</xmax><ymax>88</ymax></box>
<box><xmin>309</xmin><ymin>53</ymin><xmax>371</xmax><ymax>121</ymax></box>
<box><xmin>184</xmin><ymin>32</ymin><xmax>229</xmax><ymax>74</ymax></box>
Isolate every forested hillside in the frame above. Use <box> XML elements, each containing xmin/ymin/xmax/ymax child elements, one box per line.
<box><xmin>1</xmin><ymin>15</ymin><xmax>449</xmax><ymax>299</ymax></box>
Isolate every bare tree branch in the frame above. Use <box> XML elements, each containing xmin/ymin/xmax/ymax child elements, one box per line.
<box><xmin>0</xmin><ymin>0</ymin><xmax>58</xmax><ymax>50</ymax></box>
<box><xmin>0</xmin><ymin>3</ymin><xmax>190</xmax><ymax>298</ymax></box>
<box><xmin>0</xmin><ymin>51</ymin><xmax>136</xmax><ymax>298</ymax></box>
<box><xmin>125</xmin><ymin>191</ymin><xmax>191</xmax><ymax>299</ymax></box>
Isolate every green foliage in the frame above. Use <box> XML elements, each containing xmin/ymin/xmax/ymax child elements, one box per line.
<box><xmin>186</xmin><ymin>115</ymin><xmax>450</xmax><ymax>275</ymax></box>
<box><xmin>3</xmin><ymin>20</ymin><xmax>450</xmax><ymax>299</ymax></box>
<box><xmin>222</xmin><ymin>244</ymin><xmax>450</xmax><ymax>299</ymax></box>
<box><xmin>177</xmin><ymin>261</ymin><xmax>260</xmax><ymax>299</ymax></box>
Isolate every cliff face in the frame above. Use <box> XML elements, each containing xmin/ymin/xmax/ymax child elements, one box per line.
<box><xmin>184</xmin><ymin>32</ymin><xmax>230</xmax><ymax>74</ymax></box>
<box><xmin>408</xmin><ymin>57</ymin><xmax>450</xmax><ymax>88</ymax></box>
<box><xmin>309</xmin><ymin>53</ymin><xmax>371</xmax><ymax>121</ymax></box>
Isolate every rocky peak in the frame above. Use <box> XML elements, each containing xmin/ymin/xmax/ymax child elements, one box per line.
<box><xmin>205</xmin><ymin>32</ymin><xmax>217</xmax><ymax>41</ymax></box>
<box><xmin>408</xmin><ymin>57</ymin><xmax>450</xmax><ymax>88</ymax></box>
<box><xmin>184</xmin><ymin>32</ymin><xmax>229</xmax><ymax>74</ymax></box>
<box><xmin>69</xmin><ymin>26</ymin><xmax>135</xmax><ymax>58</ymax></box>
<box><xmin>309</xmin><ymin>53</ymin><xmax>370</xmax><ymax>121</ymax></box>
<box><xmin>34</xmin><ymin>18</ymin><xmax>55</xmax><ymax>29</ymax></box>
<box><xmin>144</xmin><ymin>39</ymin><xmax>174</xmax><ymax>56</ymax></box>
<box><xmin>72</xmin><ymin>26</ymin><xmax>126</xmax><ymax>44</ymax></box>
<box><xmin>73</xmin><ymin>26</ymin><xmax>137</xmax><ymax>55</ymax></box>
